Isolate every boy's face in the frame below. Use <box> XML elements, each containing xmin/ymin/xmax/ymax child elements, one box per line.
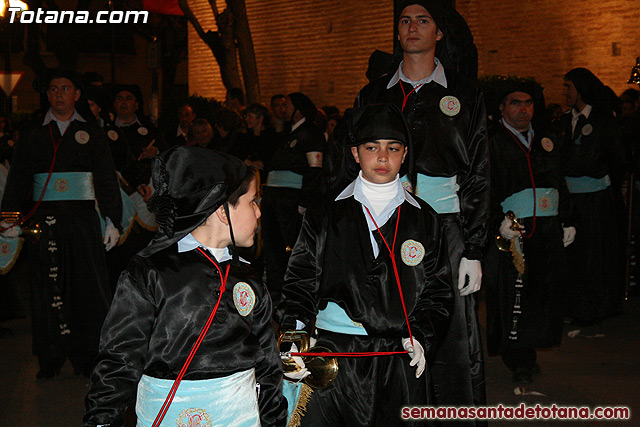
<box><xmin>351</xmin><ymin>139</ymin><xmax>407</xmax><ymax>184</ymax></box>
<box><xmin>228</xmin><ymin>177</ymin><xmax>261</xmax><ymax>247</ymax></box>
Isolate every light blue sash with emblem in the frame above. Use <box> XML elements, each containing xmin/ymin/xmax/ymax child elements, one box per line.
<box><xmin>32</xmin><ymin>172</ymin><xmax>95</xmax><ymax>201</ymax></box>
<box><xmin>501</xmin><ymin>187</ymin><xmax>559</xmax><ymax>218</ymax></box>
<box><xmin>316</xmin><ymin>302</ymin><xmax>368</xmax><ymax>336</ymax></box>
<box><xmin>565</xmin><ymin>175</ymin><xmax>610</xmax><ymax>194</ymax></box>
<box><xmin>401</xmin><ymin>174</ymin><xmax>460</xmax><ymax>214</ymax></box>
<box><xmin>0</xmin><ymin>236</ymin><xmax>23</xmax><ymax>274</ymax></box>
<box><xmin>135</xmin><ymin>369</ymin><xmax>259</xmax><ymax>427</ymax></box>
<box><xmin>266</xmin><ymin>171</ymin><xmax>303</xmax><ymax>189</ymax></box>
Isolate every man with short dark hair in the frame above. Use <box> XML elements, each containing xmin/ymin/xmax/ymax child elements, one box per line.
<box><xmin>271</xmin><ymin>94</ymin><xmax>288</xmax><ymax>133</ymax></box>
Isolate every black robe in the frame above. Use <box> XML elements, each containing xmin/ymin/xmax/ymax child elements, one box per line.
<box><xmin>2</xmin><ymin>115</ymin><xmax>122</xmax><ymax>374</ymax></box>
<box><xmin>485</xmin><ymin>124</ymin><xmax>571</xmax><ymax>354</ymax></box>
<box><xmin>84</xmin><ymin>246</ymin><xmax>287</xmax><ymax>427</ymax></box>
<box><xmin>356</xmin><ymin>68</ymin><xmax>488</xmax><ymax>410</ymax></box>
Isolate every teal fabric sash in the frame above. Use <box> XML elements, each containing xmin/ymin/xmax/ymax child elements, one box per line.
<box><xmin>32</xmin><ymin>172</ymin><xmax>95</xmax><ymax>201</ymax></box>
<box><xmin>565</xmin><ymin>175</ymin><xmax>610</xmax><ymax>194</ymax></box>
<box><xmin>501</xmin><ymin>187</ymin><xmax>559</xmax><ymax>218</ymax></box>
<box><xmin>316</xmin><ymin>302</ymin><xmax>368</xmax><ymax>336</ymax></box>
<box><xmin>266</xmin><ymin>170</ymin><xmax>303</xmax><ymax>189</ymax></box>
<box><xmin>401</xmin><ymin>174</ymin><xmax>460</xmax><ymax>214</ymax></box>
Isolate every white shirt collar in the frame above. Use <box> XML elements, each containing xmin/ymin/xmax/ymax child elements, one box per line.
<box><xmin>177</xmin><ymin>125</ymin><xmax>186</xmax><ymax>137</ymax></box>
<box><xmin>115</xmin><ymin>115</ymin><xmax>142</xmax><ymax>128</ymax></box>
<box><xmin>500</xmin><ymin>118</ymin><xmax>534</xmax><ymax>149</ymax></box>
<box><xmin>387</xmin><ymin>57</ymin><xmax>448</xmax><ymax>91</ymax></box>
<box><xmin>291</xmin><ymin>117</ymin><xmax>306</xmax><ymax>132</ymax></box>
<box><xmin>336</xmin><ymin>175</ymin><xmax>420</xmax><ymax>212</ymax></box>
<box><xmin>177</xmin><ymin>233</ymin><xmax>250</xmax><ymax>264</ymax></box>
<box><xmin>42</xmin><ymin>108</ymin><xmax>86</xmax><ymax>134</ymax></box>
<box><xmin>572</xmin><ymin>104</ymin><xmax>592</xmax><ymax>120</ymax></box>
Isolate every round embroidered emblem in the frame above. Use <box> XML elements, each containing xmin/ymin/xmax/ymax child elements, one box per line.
<box><xmin>75</xmin><ymin>130</ymin><xmax>90</xmax><ymax>144</ymax></box>
<box><xmin>581</xmin><ymin>123</ymin><xmax>593</xmax><ymax>136</ymax></box>
<box><xmin>233</xmin><ymin>282</ymin><xmax>256</xmax><ymax>316</ymax></box>
<box><xmin>0</xmin><ymin>243</ymin><xmax>10</xmax><ymax>254</ymax></box>
<box><xmin>137</xmin><ymin>126</ymin><xmax>148</xmax><ymax>136</ymax></box>
<box><xmin>107</xmin><ymin>130</ymin><xmax>119</xmax><ymax>141</ymax></box>
<box><xmin>538</xmin><ymin>195</ymin><xmax>551</xmax><ymax>211</ymax></box>
<box><xmin>176</xmin><ymin>408</ymin><xmax>212</xmax><ymax>427</ymax></box>
<box><xmin>54</xmin><ymin>178</ymin><xmax>70</xmax><ymax>193</ymax></box>
<box><xmin>541</xmin><ymin>137</ymin><xmax>554</xmax><ymax>152</ymax></box>
<box><xmin>400</xmin><ymin>239</ymin><xmax>425</xmax><ymax>266</ymax></box>
<box><xmin>439</xmin><ymin>96</ymin><xmax>461</xmax><ymax>117</ymax></box>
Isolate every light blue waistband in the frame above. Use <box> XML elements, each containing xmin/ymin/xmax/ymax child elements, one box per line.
<box><xmin>135</xmin><ymin>370</ymin><xmax>259</xmax><ymax>427</ymax></box>
<box><xmin>316</xmin><ymin>302</ymin><xmax>368</xmax><ymax>336</ymax></box>
<box><xmin>266</xmin><ymin>170</ymin><xmax>303</xmax><ymax>189</ymax></box>
<box><xmin>565</xmin><ymin>175</ymin><xmax>610</xmax><ymax>194</ymax></box>
<box><xmin>401</xmin><ymin>174</ymin><xmax>460</xmax><ymax>214</ymax></box>
<box><xmin>501</xmin><ymin>187</ymin><xmax>559</xmax><ymax>218</ymax></box>
<box><xmin>33</xmin><ymin>172</ymin><xmax>95</xmax><ymax>201</ymax></box>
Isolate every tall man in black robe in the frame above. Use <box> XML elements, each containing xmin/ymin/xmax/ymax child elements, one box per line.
<box><xmin>1</xmin><ymin>69</ymin><xmax>122</xmax><ymax>378</ymax></box>
<box><xmin>355</xmin><ymin>0</ymin><xmax>488</xmax><ymax>413</ymax></box>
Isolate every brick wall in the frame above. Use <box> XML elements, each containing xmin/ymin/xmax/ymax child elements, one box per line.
<box><xmin>188</xmin><ymin>0</ymin><xmax>640</xmax><ymax>112</ymax></box>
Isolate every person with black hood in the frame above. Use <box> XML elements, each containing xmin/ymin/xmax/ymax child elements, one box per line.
<box><xmin>560</xmin><ymin>68</ymin><xmax>628</xmax><ymax>326</ymax></box>
<box><xmin>277</xmin><ymin>103</ymin><xmax>452</xmax><ymax>426</ymax></box>
<box><xmin>0</xmin><ymin>69</ymin><xmax>122</xmax><ymax>378</ymax></box>
<box><xmin>484</xmin><ymin>79</ymin><xmax>575</xmax><ymax>384</ymax></box>
<box><xmin>84</xmin><ymin>146</ymin><xmax>287</xmax><ymax>427</ymax></box>
<box><xmin>355</xmin><ymin>0</ymin><xmax>488</xmax><ymax>413</ymax></box>
<box><xmin>261</xmin><ymin>91</ymin><xmax>325</xmax><ymax>302</ymax></box>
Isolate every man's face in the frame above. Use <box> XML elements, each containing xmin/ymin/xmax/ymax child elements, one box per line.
<box><xmin>178</xmin><ymin>105</ymin><xmax>196</xmax><ymax>128</ymax></box>
<box><xmin>563</xmin><ymin>79</ymin><xmax>581</xmax><ymax>109</ymax></box>
<box><xmin>397</xmin><ymin>4</ymin><xmax>443</xmax><ymax>55</ymax></box>
<box><xmin>500</xmin><ymin>92</ymin><xmax>534</xmax><ymax>132</ymax></box>
<box><xmin>88</xmin><ymin>100</ymin><xmax>102</xmax><ymax>121</ymax></box>
<box><xmin>271</xmin><ymin>97</ymin><xmax>287</xmax><ymax>121</ymax></box>
<box><xmin>285</xmin><ymin>97</ymin><xmax>297</xmax><ymax>122</ymax></box>
<box><xmin>351</xmin><ymin>139</ymin><xmax>407</xmax><ymax>184</ymax></box>
<box><xmin>46</xmin><ymin>78</ymin><xmax>81</xmax><ymax>118</ymax></box>
<box><xmin>114</xmin><ymin>90</ymin><xmax>138</xmax><ymax>118</ymax></box>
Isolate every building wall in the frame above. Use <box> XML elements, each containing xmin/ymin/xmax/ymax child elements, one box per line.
<box><xmin>189</xmin><ymin>0</ymin><xmax>640</xmax><ymax>112</ymax></box>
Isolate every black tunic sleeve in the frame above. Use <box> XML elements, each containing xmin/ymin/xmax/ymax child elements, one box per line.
<box><xmin>89</xmin><ymin>124</ymin><xmax>123</xmax><ymax>230</ymax></box>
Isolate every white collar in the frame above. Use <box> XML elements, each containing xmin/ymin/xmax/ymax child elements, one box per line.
<box><xmin>572</xmin><ymin>104</ymin><xmax>593</xmax><ymax>120</ymax></box>
<box><xmin>177</xmin><ymin>233</ymin><xmax>249</xmax><ymax>264</ymax></box>
<box><xmin>115</xmin><ymin>115</ymin><xmax>142</xmax><ymax>128</ymax></box>
<box><xmin>291</xmin><ymin>117</ymin><xmax>306</xmax><ymax>132</ymax></box>
<box><xmin>336</xmin><ymin>174</ymin><xmax>421</xmax><ymax>208</ymax></box>
<box><xmin>42</xmin><ymin>108</ymin><xmax>86</xmax><ymax>126</ymax></box>
<box><xmin>387</xmin><ymin>57</ymin><xmax>448</xmax><ymax>91</ymax></box>
<box><xmin>500</xmin><ymin>118</ymin><xmax>534</xmax><ymax>148</ymax></box>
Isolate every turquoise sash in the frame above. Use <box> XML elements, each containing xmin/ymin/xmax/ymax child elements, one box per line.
<box><xmin>266</xmin><ymin>170</ymin><xmax>303</xmax><ymax>189</ymax></box>
<box><xmin>316</xmin><ymin>302</ymin><xmax>368</xmax><ymax>336</ymax></box>
<box><xmin>565</xmin><ymin>175</ymin><xmax>610</xmax><ymax>194</ymax></box>
<box><xmin>401</xmin><ymin>174</ymin><xmax>460</xmax><ymax>214</ymax></box>
<box><xmin>135</xmin><ymin>370</ymin><xmax>259</xmax><ymax>427</ymax></box>
<box><xmin>501</xmin><ymin>188</ymin><xmax>559</xmax><ymax>218</ymax></box>
<box><xmin>32</xmin><ymin>172</ymin><xmax>95</xmax><ymax>201</ymax></box>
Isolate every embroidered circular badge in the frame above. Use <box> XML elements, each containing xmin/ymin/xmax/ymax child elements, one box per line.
<box><xmin>0</xmin><ymin>243</ymin><xmax>10</xmax><ymax>254</ymax></box>
<box><xmin>233</xmin><ymin>282</ymin><xmax>256</xmax><ymax>316</ymax></box>
<box><xmin>54</xmin><ymin>178</ymin><xmax>69</xmax><ymax>193</ymax></box>
<box><xmin>541</xmin><ymin>137</ymin><xmax>554</xmax><ymax>152</ymax></box>
<box><xmin>439</xmin><ymin>96</ymin><xmax>461</xmax><ymax>117</ymax></box>
<box><xmin>75</xmin><ymin>130</ymin><xmax>90</xmax><ymax>144</ymax></box>
<box><xmin>176</xmin><ymin>408</ymin><xmax>212</xmax><ymax>427</ymax></box>
<box><xmin>107</xmin><ymin>130</ymin><xmax>119</xmax><ymax>141</ymax></box>
<box><xmin>401</xmin><ymin>180</ymin><xmax>413</xmax><ymax>193</ymax></box>
<box><xmin>137</xmin><ymin>126</ymin><xmax>148</xmax><ymax>136</ymax></box>
<box><xmin>538</xmin><ymin>195</ymin><xmax>551</xmax><ymax>211</ymax></box>
<box><xmin>400</xmin><ymin>239</ymin><xmax>425</xmax><ymax>266</ymax></box>
<box><xmin>581</xmin><ymin>123</ymin><xmax>593</xmax><ymax>136</ymax></box>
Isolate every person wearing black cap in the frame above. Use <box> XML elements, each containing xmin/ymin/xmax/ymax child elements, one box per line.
<box><xmin>560</xmin><ymin>68</ymin><xmax>628</xmax><ymax>326</ymax></box>
<box><xmin>484</xmin><ymin>78</ymin><xmax>575</xmax><ymax>384</ymax></box>
<box><xmin>1</xmin><ymin>69</ymin><xmax>123</xmax><ymax>378</ymax></box>
<box><xmin>84</xmin><ymin>146</ymin><xmax>287</xmax><ymax>427</ymax></box>
<box><xmin>277</xmin><ymin>103</ymin><xmax>452</xmax><ymax>426</ymax></box>
<box><xmin>261</xmin><ymin>91</ymin><xmax>325</xmax><ymax>302</ymax></box>
<box><xmin>355</xmin><ymin>0</ymin><xmax>488</xmax><ymax>412</ymax></box>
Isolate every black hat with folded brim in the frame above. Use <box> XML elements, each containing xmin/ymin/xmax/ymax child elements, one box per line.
<box><xmin>287</xmin><ymin>92</ymin><xmax>318</xmax><ymax>121</ymax></box>
<box><xmin>33</xmin><ymin>68</ymin><xmax>83</xmax><ymax>94</ymax></box>
<box><xmin>140</xmin><ymin>146</ymin><xmax>248</xmax><ymax>256</ymax></box>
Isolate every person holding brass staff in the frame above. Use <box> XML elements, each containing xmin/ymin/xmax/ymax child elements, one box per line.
<box><xmin>276</xmin><ymin>104</ymin><xmax>452</xmax><ymax>426</ymax></box>
<box><xmin>484</xmin><ymin>79</ymin><xmax>575</xmax><ymax>384</ymax></box>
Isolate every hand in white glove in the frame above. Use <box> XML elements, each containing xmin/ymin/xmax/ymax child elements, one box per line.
<box><xmin>458</xmin><ymin>257</ymin><xmax>482</xmax><ymax>296</ymax></box>
<box><xmin>282</xmin><ymin>343</ymin><xmax>311</xmax><ymax>381</ymax></box>
<box><xmin>402</xmin><ymin>337</ymin><xmax>426</xmax><ymax>378</ymax></box>
<box><xmin>499</xmin><ymin>216</ymin><xmax>524</xmax><ymax>240</ymax></box>
<box><xmin>0</xmin><ymin>220</ymin><xmax>20</xmax><ymax>238</ymax></box>
<box><xmin>103</xmin><ymin>217</ymin><xmax>120</xmax><ymax>251</ymax></box>
<box><xmin>562</xmin><ymin>226</ymin><xmax>576</xmax><ymax>247</ymax></box>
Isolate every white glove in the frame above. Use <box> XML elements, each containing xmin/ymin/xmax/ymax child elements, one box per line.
<box><xmin>103</xmin><ymin>217</ymin><xmax>120</xmax><ymax>251</ymax></box>
<box><xmin>402</xmin><ymin>337</ymin><xmax>426</xmax><ymax>378</ymax></box>
<box><xmin>282</xmin><ymin>343</ymin><xmax>311</xmax><ymax>380</ymax></box>
<box><xmin>458</xmin><ymin>257</ymin><xmax>482</xmax><ymax>296</ymax></box>
<box><xmin>562</xmin><ymin>226</ymin><xmax>576</xmax><ymax>247</ymax></box>
<box><xmin>0</xmin><ymin>220</ymin><xmax>20</xmax><ymax>238</ymax></box>
<box><xmin>499</xmin><ymin>217</ymin><xmax>524</xmax><ymax>240</ymax></box>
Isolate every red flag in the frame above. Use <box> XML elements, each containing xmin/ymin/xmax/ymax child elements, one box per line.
<box><xmin>142</xmin><ymin>0</ymin><xmax>183</xmax><ymax>16</ymax></box>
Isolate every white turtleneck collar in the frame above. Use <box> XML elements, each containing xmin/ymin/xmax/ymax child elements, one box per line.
<box><xmin>357</xmin><ymin>171</ymin><xmax>399</xmax><ymax>216</ymax></box>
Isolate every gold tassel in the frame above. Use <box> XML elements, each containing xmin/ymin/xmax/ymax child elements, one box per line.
<box><xmin>287</xmin><ymin>384</ymin><xmax>314</xmax><ymax>427</ymax></box>
<box><xmin>510</xmin><ymin>239</ymin><xmax>525</xmax><ymax>275</ymax></box>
